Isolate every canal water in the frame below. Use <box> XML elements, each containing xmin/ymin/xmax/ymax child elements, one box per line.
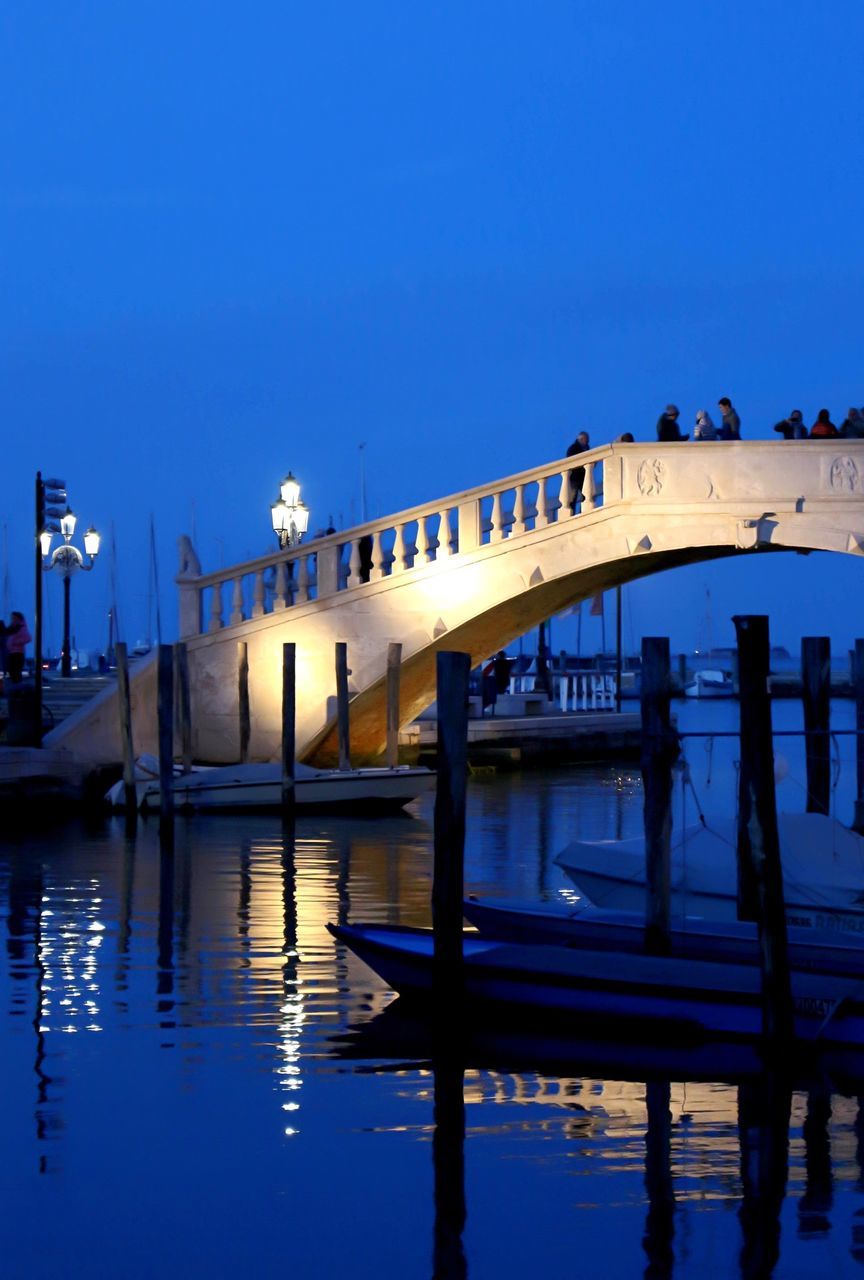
<box><xmin>3</xmin><ymin>700</ymin><xmax>864</xmax><ymax>1278</ymax></box>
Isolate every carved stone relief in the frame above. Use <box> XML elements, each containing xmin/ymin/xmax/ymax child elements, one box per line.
<box><xmin>830</xmin><ymin>455</ymin><xmax>860</xmax><ymax>493</ymax></box>
<box><xmin>636</xmin><ymin>458</ymin><xmax>665</xmax><ymax>496</ymax></box>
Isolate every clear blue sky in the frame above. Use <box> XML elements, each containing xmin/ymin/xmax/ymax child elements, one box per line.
<box><xmin>3</xmin><ymin>1</ymin><xmax>863</xmax><ymax>658</ymax></box>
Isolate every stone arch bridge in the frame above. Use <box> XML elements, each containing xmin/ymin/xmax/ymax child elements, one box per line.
<box><xmin>51</xmin><ymin>440</ymin><xmax>864</xmax><ymax>767</ymax></box>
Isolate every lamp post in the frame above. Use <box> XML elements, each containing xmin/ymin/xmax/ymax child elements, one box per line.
<box><xmin>270</xmin><ymin>472</ymin><xmax>310</xmax><ymax>549</ymax></box>
<box><xmin>41</xmin><ymin>506</ymin><xmax>100</xmax><ymax>678</ymax></box>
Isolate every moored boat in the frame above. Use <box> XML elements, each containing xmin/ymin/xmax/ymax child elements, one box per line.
<box><xmin>462</xmin><ymin>896</ymin><xmax>864</xmax><ymax>977</ymax></box>
<box><xmin>554</xmin><ymin>812</ymin><xmax>864</xmax><ymax>933</ymax></box>
<box><xmin>684</xmin><ymin>668</ymin><xmax>734</xmax><ymax>698</ymax></box>
<box><xmin>106</xmin><ymin>759</ymin><xmax>436</xmax><ymax>814</ymax></box>
<box><xmin>329</xmin><ymin>921</ymin><xmax>864</xmax><ymax>1046</ymax></box>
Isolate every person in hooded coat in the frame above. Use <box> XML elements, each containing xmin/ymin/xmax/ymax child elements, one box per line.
<box><xmin>693</xmin><ymin>409</ymin><xmax>717</xmax><ymax>440</ymax></box>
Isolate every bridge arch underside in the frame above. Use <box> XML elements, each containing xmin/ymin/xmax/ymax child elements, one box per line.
<box><xmin>303</xmin><ymin>534</ymin><xmax>812</xmax><ymax>768</ymax></box>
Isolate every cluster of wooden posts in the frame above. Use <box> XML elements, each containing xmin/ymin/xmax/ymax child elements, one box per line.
<box><xmin>430</xmin><ymin>621</ymin><xmax>864</xmax><ymax>1048</ymax></box>
<box><xmin>112</xmin><ymin>637</ymin><xmax>406</xmax><ymax>825</ymax></box>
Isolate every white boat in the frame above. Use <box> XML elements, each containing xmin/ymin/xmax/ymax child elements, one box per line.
<box><xmin>462</xmin><ymin>896</ymin><xmax>864</xmax><ymax>977</ymax></box>
<box><xmin>684</xmin><ymin>668</ymin><xmax>734</xmax><ymax>698</ymax></box>
<box><xmin>106</xmin><ymin>757</ymin><xmax>436</xmax><ymax>814</ymax></box>
<box><xmin>329</xmin><ymin>921</ymin><xmax>864</xmax><ymax>1046</ymax></box>
<box><xmin>555</xmin><ymin>812</ymin><xmax>864</xmax><ymax>933</ymax></box>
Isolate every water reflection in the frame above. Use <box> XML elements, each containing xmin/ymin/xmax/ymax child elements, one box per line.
<box><xmin>3</xmin><ymin>753</ymin><xmax>864</xmax><ymax>1275</ymax></box>
<box><xmin>643</xmin><ymin>1080</ymin><xmax>675</xmax><ymax>1279</ymax></box>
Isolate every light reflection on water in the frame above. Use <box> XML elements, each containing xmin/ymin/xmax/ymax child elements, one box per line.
<box><xmin>1</xmin><ymin>700</ymin><xmax>864</xmax><ymax>1276</ymax></box>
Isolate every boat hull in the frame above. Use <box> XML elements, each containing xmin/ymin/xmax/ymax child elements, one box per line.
<box><xmin>462</xmin><ymin>897</ymin><xmax>864</xmax><ymax>977</ymax></box>
<box><xmin>108</xmin><ymin>763</ymin><xmax>435</xmax><ymax>814</ymax></box>
<box><xmin>329</xmin><ymin>923</ymin><xmax>864</xmax><ymax>1046</ymax></box>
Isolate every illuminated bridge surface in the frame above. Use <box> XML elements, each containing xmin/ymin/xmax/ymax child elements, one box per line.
<box><xmin>50</xmin><ymin>441</ymin><xmax>864</xmax><ymax>764</ymax></box>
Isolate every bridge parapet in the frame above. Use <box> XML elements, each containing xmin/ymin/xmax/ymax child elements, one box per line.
<box><xmin>177</xmin><ymin>439</ymin><xmax>864</xmax><ymax>642</ymax></box>
<box><xmin>177</xmin><ymin>447</ymin><xmax>613</xmax><ymax>639</ymax></box>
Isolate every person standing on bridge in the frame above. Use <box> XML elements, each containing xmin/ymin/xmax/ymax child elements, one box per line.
<box><xmin>717</xmin><ymin>397</ymin><xmax>741</xmax><ymax>440</ymax></box>
<box><xmin>694</xmin><ymin>409</ymin><xmax>717</xmax><ymax>440</ymax></box>
<box><xmin>656</xmin><ymin>405</ymin><xmax>688</xmax><ymax>441</ymax></box>
<box><xmin>566</xmin><ymin>431</ymin><xmax>590</xmax><ymax>507</ymax></box>
<box><xmin>773</xmin><ymin>409</ymin><xmax>807</xmax><ymax>439</ymax></box>
<box><xmin>840</xmin><ymin>408</ymin><xmax>864</xmax><ymax>438</ymax></box>
<box><xmin>810</xmin><ymin>408</ymin><xmax>838</xmax><ymax>438</ymax></box>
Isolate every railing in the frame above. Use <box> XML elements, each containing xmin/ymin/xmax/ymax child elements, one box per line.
<box><xmin>177</xmin><ymin>437</ymin><xmax>864</xmax><ymax>640</ymax></box>
<box><xmin>178</xmin><ymin>448</ymin><xmax>610</xmax><ymax>639</ymax></box>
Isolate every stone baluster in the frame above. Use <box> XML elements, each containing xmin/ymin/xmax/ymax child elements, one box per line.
<box><xmin>437</xmin><ymin>510</ymin><xmax>453</xmax><ymax>557</ymax></box>
<box><xmin>557</xmin><ymin>470</ymin><xmax>571</xmax><ymax>520</ymax></box>
<box><xmin>512</xmin><ymin>484</ymin><xmax>527</xmax><ymax>535</ymax></box>
<box><xmin>348</xmin><ymin>539</ymin><xmax>362</xmax><ymax>587</ymax></box>
<box><xmin>392</xmin><ymin>524</ymin><xmax>407</xmax><ymax>574</ymax></box>
<box><xmin>252</xmin><ymin>570</ymin><xmax>266</xmax><ymax>618</ymax></box>
<box><xmin>417</xmin><ymin>515</ymin><xmax>433</xmax><ymax>563</ymax></box>
<box><xmin>582</xmin><ymin>463</ymin><xmax>596</xmax><ymax>511</ymax></box>
<box><xmin>297</xmin><ymin>554</ymin><xmax>310</xmax><ymax>603</ymax></box>
<box><xmin>369</xmin><ymin>530</ymin><xmax>385</xmax><ymax>581</ymax></box>
<box><xmin>208</xmin><ymin>581</ymin><xmax>224</xmax><ymax>632</ymax></box>
<box><xmin>536</xmin><ymin>477</ymin><xmax>551</xmax><ymax>529</ymax></box>
<box><xmin>230</xmin><ymin>576</ymin><xmax>244</xmax><ymax>625</ymax></box>
<box><xmin>490</xmin><ymin>491</ymin><xmax>504</xmax><ymax>542</ymax></box>
<box><xmin>273</xmin><ymin>561</ymin><xmax>288</xmax><ymax>611</ymax></box>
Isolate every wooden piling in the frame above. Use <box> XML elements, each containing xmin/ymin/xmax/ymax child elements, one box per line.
<box><xmin>115</xmin><ymin>641</ymin><xmax>137</xmax><ymax>817</ymax></box>
<box><xmin>238</xmin><ymin>640</ymin><xmax>250</xmax><ymax>765</ymax></box>
<box><xmin>854</xmin><ymin>638</ymin><xmax>864</xmax><ymax>834</ymax></box>
<box><xmin>640</xmin><ymin>637</ymin><xmax>675</xmax><ymax>957</ymax></box>
<box><xmin>335</xmin><ymin>642</ymin><xmax>351</xmax><ymax>772</ymax></box>
<box><xmin>386</xmin><ymin>642</ymin><xmax>402</xmax><ymax>768</ymax></box>
<box><xmin>432</xmin><ymin>650</ymin><xmax>471</xmax><ymax>1009</ymax></box>
<box><xmin>174</xmin><ymin>642</ymin><xmax>192</xmax><ymax>774</ymax></box>
<box><xmin>801</xmin><ymin>636</ymin><xmax>831</xmax><ymax>815</ymax></box>
<box><xmin>281</xmin><ymin>642</ymin><xmax>296</xmax><ymax>816</ymax></box>
<box><xmin>157</xmin><ymin>644</ymin><xmax>174</xmax><ymax>828</ymax></box>
<box><xmin>734</xmin><ymin>615</ymin><xmax>793</xmax><ymax>1047</ymax></box>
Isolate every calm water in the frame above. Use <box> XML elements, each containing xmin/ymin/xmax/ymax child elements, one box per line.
<box><xmin>3</xmin><ymin>700</ymin><xmax>864</xmax><ymax>1279</ymax></box>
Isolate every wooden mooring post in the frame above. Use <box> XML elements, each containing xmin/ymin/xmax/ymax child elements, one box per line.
<box><xmin>157</xmin><ymin>644</ymin><xmax>175</xmax><ymax>834</ymax></box>
<box><xmin>335</xmin><ymin>642</ymin><xmax>351</xmax><ymax>772</ymax></box>
<box><xmin>734</xmin><ymin>615</ymin><xmax>793</xmax><ymax>1047</ymax></box>
<box><xmin>238</xmin><ymin>640</ymin><xmax>250</xmax><ymax>765</ymax></box>
<box><xmin>801</xmin><ymin>636</ymin><xmax>831</xmax><ymax>816</ymax></box>
<box><xmin>432</xmin><ymin>651</ymin><xmax>471</xmax><ymax>1010</ymax></box>
<box><xmin>386</xmin><ymin>642</ymin><xmax>402</xmax><ymax>769</ymax></box>
<box><xmin>854</xmin><ymin>638</ymin><xmax>864</xmax><ymax>834</ymax></box>
<box><xmin>174</xmin><ymin>641</ymin><xmax>192</xmax><ymax>774</ymax></box>
<box><xmin>282</xmin><ymin>642</ymin><xmax>296</xmax><ymax>818</ymax></box>
<box><xmin>115</xmin><ymin>641</ymin><xmax>137</xmax><ymax>819</ymax></box>
<box><xmin>640</xmin><ymin>637</ymin><xmax>675</xmax><ymax>957</ymax></box>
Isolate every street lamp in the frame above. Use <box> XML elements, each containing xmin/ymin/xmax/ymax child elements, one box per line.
<box><xmin>41</xmin><ymin>506</ymin><xmax>100</xmax><ymax>678</ymax></box>
<box><xmin>270</xmin><ymin>472</ymin><xmax>310</xmax><ymax>549</ymax></box>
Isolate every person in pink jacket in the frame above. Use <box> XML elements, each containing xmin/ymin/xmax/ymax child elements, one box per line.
<box><xmin>5</xmin><ymin>611</ymin><xmax>31</xmax><ymax>682</ymax></box>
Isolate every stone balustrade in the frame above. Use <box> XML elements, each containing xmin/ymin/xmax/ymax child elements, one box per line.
<box><xmin>177</xmin><ymin>448</ymin><xmax>609</xmax><ymax>639</ymax></box>
<box><xmin>177</xmin><ymin>436</ymin><xmax>864</xmax><ymax>641</ymax></box>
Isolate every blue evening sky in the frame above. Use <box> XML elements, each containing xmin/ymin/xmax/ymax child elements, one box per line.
<box><xmin>3</xmin><ymin>1</ymin><xmax>863</xmax><ymax>659</ymax></box>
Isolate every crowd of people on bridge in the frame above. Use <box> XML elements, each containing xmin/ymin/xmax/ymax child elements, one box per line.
<box><xmin>652</xmin><ymin>398</ymin><xmax>864</xmax><ymax>443</ymax></box>
<box><xmin>567</xmin><ymin>397</ymin><xmax>864</xmax><ymax>462</ymax></box>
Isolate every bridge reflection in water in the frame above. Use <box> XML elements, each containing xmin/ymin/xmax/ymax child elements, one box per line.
<box><xmin>3</xmin><ymin>760</ymin><xmax>864</xmax><ymax>1276</ymax></box>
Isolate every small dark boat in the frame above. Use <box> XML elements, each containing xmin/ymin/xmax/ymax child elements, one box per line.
<box><xmin>328</xmin><ymin>922</ymin><xmax>864</xmax><ymax>1046</ymax></box>
<box><xmin>462</xmin><ymin>897</ymin><xmax>864</xmax><ymax>978</ymax></box>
